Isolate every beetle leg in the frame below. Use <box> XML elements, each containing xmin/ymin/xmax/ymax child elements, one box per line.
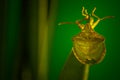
<box><xmin>85</xmin><ymin>9</ymin><xmax>88</xmax><ymax>15</ymax></box>
<box><xmin>91</xmin><ymin>19</ymin><xmax>101</xmax><ymax>29</ymax></box>
<box><xmin>75</xmin><ymin>20</ymin><xmax>84</xmax><ymax>29</ymax></box>
<box><xmin>92</xmin><ymin>7</ymin><xmax>100</xmax><ymax>20</ymax></box>
<box><xmin>91</xmin><ymin>7</ymin><xmax>101</xmax><ymax>29</ymax></box>
<box><xmin>82</xmin><ymin>6</ymin><xmax>86</xmax><ymax>16</ymax></box>
<box><xmin>82</xmin><ymin>7</ymin><xmax>89</xmax><ymax>20</ymax></box>
<box><xmin>82</xmin><ymin>7</ymin><xmax>89</xmax><ymax>17</ymax></box>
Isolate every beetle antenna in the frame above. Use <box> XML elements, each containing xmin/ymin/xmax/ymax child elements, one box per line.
<box><xmin>101</xmin><ymin>16</ymin><xmax>114</xmax><ymax>20</ymax></box>
<box><xmin>58</xmin><ymin>22</ymin><xmax>74</xmax><ymax>25</ymax></box>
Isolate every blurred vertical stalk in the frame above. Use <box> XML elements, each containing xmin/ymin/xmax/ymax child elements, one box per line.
<box><xmin>28</xmin><ymin>0</ymin><xmax>38</xmax><ymax>79</ymax></box>
<box><xmin>0</xmin><ymin>0</ymin><xmax>6</xmax><ymax>80</ymax></box>
<box><xmin>48</xmin><ymin>0</ymin><xmax>58</xmax><ymax>78</ymax></box>
<box><xmin>38</xmin><ymin>0</ymin><xmax>48</xmax><ymax>80</ymax></box>
<box><xmin>48</xmin><ymin>1</ymin><xmax>58</xmax><ymax>79</ymax></box>
<box><xmin>5</xmin><ymin>0</ymin><xmax>21</xmax><ymax>80</ymax></box>
<box><xmin>38</xmin><ymin>0</ymin><xmax>58</xmax><ymax>79</ymax></box>
<box><xmin>48</xmin><ymin>0</ymin><xmax>58</xmax><ymax>48</ymax></box>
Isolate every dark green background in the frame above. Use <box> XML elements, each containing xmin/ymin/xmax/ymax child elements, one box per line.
<box><xmin>49</xmin><ymin>0</ymin><xmax>120</xmax><ymax>80</ymax></box>
<box><xmin>1</xmin><ymin>0</ymin><xmax>120</xmax><ymax>80</ymax></box>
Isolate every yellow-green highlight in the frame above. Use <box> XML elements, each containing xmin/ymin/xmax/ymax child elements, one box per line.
<box><xmin>38</xmin><ymin>0</ymin><xmax>48</xmax><ymax>80</ymax></box>
<box><xmin>83</xmin><ymin>64</ymin><xmax>89</xmax><ymax>80</ymax></box>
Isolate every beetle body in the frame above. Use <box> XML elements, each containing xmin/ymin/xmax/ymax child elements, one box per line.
<box><xmin>72</xmin><ymin>23</ymin><xmax>106</xmax><ymax>64</ymax></box>
<box><xmin>59</xmin><ymin>6</ymin><xmax>113</xmax><ymax>65</ymax></box>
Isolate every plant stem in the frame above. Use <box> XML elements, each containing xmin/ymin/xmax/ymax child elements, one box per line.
<box><xmin>83</xmin><ymin>64</ymin><xmax>90</xmax><ymax>80</ymax></box>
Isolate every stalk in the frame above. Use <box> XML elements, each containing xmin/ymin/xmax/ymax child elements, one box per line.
<box><xmin>38</xmin><ymin>0</ymin><xmax>48</xmax><ymax>80</ymax></box>
<box><xmin>83</xmin><ymin>64</ymin><xmax>90</xmax><ymax>80</ymax></box>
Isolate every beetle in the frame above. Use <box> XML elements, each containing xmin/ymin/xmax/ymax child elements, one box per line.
<box><xmin>59</xmin><ymin>7</ymin><xmax>114</xmax><ymax>64</ymax></box>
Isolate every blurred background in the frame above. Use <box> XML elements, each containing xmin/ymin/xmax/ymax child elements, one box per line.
<box><xmin>0</xmin><ymin>0</ymin><xmax>120</xmax><ymax>80</ymax></box>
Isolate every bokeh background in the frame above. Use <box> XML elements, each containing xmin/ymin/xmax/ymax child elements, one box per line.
<box><xmin>0</xmin><ymin>0</ymin><xmax>120</xmax><ymax>80</ymax></box>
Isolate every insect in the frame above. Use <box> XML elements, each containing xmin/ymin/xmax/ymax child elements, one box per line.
<box><xmin>59</xmin><ymin>7</ymin><xmax>114</xmax><ymax>64</ymax></box>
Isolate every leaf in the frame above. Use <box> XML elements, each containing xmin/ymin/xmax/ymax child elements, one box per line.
<box><xmin>59</xmin><ymin>50</ymin><xmax>89</xmax><ymax>80</ymax></box>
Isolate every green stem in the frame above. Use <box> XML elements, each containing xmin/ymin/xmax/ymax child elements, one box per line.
<box><xmin>83</xmin><ymin>64</ymin><xmax>90</xmax><ymax>80</ymax></box>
